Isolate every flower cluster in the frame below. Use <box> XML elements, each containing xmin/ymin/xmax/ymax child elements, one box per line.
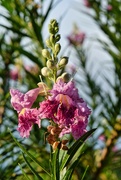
<box><xmin>10</xmin><ymin>19</ymin><xmax>91</xmax><ymax>150</ymax></box>
<box><xmin>39</xmin><ymin>79</ymin><xmax>91</xmax><ymax>139</ymax></box>
<box><xmin>10</xmin><ymin>79</ymin><xmax>91</xmax><ymax>140</ymax></box>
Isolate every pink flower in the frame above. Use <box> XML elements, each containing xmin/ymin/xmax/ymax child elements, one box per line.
<box><xmin>10</xmin><ymin>85</ymin><xmax>46</xmax><ymax>138</ymax></box>
<box><xmin>83</xmin><ymin>0</ymin><xmax>91</xmax><ymax>8</ymax></box>
<box><xmin>67</xmin><ymin>32</ymin><xmax>86</xmax><ymax>46</ymax></box>
<box><xmin>106</xmin><ymin>5</ymin><xmax>112</xmax><ymax>11</ymax></box>
<box><xmin>10</xmin><ymin>88</ymin><xmax>41</xmax><ymax>112</ymax></box>
<box><xmin>10</xmin><ymin>69</ymin><xmax>19</xmax><ymax>81</ymax></box>
<box><xmin>98</xmin><ymin>135</ymin><xmax>105</xmax><ymax>141</ymax></box>
<box><xmin>39</xmin><ymin>79</ymin><xmax>91</xmax><ymax>139</ymax></box>
<box><xmin>17</xmin><ymin>108</ymin><xmax>40</xmax><ymax>138</ymax></box>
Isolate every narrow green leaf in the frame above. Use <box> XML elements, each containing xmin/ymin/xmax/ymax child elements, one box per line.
<box><xmin>60</xmin><ymin>129</ymin><xmax>96</xmax><ymax>170</ymax></box>
<box><xmin>0</xmin><ymin>24</ymin><xmax>30</xmax><ymax>37</ymax></box>
<box><xmin>52</xmin><ymin>144</ymin><xmax>60</xmax><ymax>180</ymax></box>
<box><xmin>23</xmin><ymin>153</ymin><xmax>43</xmax><ymax>180</ymax></box>
<box><xmin>62</xmin><ymin>153</ymin><xmax>82</xmax><ymax>180</ymax></box>
<box><xmin>18</xmin><ymin>163</ymin><xmax>31</xmax><ymax>180</ymax></box>
<box><xmin>81</xmin><ymin>165</ymin><xmax>89</xmax><ymax>180</ymax></box>
<box><xmin>9</xmin><ymin>129</ymin><xmax>51</xmax><ymax>177</ymax></box>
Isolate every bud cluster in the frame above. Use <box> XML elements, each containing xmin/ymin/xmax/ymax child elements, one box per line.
<box><xmin>46</xmin><ymin>125</ymin><xmax>68</xmax><ymax>151</ymax></box>
<box><xmin>41</xmin><ymin>19</ymin><xmax>70</xmax><ymax>83</ymax></box>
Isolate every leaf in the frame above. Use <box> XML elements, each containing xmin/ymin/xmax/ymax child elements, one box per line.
<box><xmin>0</xmin><ymin>24</ymin><xmax>30</xmax><ymax>37</ymax></box>
<box><xmin>22</xmin><ymin>153</ymin><xmax>43</xmax><ymax>180</ymax></box>
<box><xmin>81</xmin><ymin>165</ymin><xmax>89</xmax><ymax>180</ymax></box>
<box><xmin>51</xmin><ymin>144</ymin><xmax>61</xmax><ymax>180</ymax></box>
<box><xmin>18</xmin><ymin>163</ymin><xmax>31</xmax><ymax>180</ymax></box>
<box><xmin>9</xmin><ymin>129</ymin><xmax>51</xmax><ymax>177</ymax></box>
<box><xmin>60</xmin><ymin>129</ymin><xmax>96</xmax><ymax>170</ymax></box>
<box><xmin>62</xmin><ymin>153</ymin><xmax>82</xmax><ymax>180</ymax></box>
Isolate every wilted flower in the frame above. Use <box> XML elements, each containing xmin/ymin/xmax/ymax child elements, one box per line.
<box><xmin>39</xmin><ymin>79</ymin><xmax>91</xmax><ymax>139</ymax></box>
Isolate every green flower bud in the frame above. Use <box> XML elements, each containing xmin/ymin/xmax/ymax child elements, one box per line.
<box><xmin>49</xmin><ymin>19</ymin><xmax>59</xmax><ymax>34</ymax></box>
<box><xmin>55</xmin><ymin>43</ymin><xmax>61</xmax><ymax>55</ymax></box>
<box><xmin>48</xmin><ymin>24</ymin><xmax>54</xmax><ymax>34</ymax></box>
<box><xmin>50</xmin><ymin>19</ymin><xmax>57</xmax><ymax>25</ymax></box>
<box><xmin>46</xmin><ymin>39</ymin><xmax>52</xmax><ymax>48</ymax></box>
<box><xmin>42</xmin><ymin>49</ymin><xmax>51</xmax><ymax>59</ymax></box>
<box><xmin>46</xmin><ymin>60</ymin><xmax>56</xmax><ymax>69</ymax></box>
<box><xmin>50</xmin><ymin>34</ymin><xmax>55</xmax><ymax>44</ymax></box>
<box><xmin>58</xmin><ymin>57</ymin><xmax>68</xmax><ymax>69</ymax></box>
<box><xmin>55</xmin><ymin>34</ymin><xmax>61</xmax><ymax>42</ymax></box>
<box><xmin>54</xmin><ymin>27</ymin><xmax>59</xmax><ymax>33</ymax></box>
<box><xmin>61</xmin><ymin>72</ymin><xmax>70</xmax><ymax>83</ymax></box>
<box><xmin>41</xmin><ymin>67</ymin><xmax>51</xmax><ymax>77</ymax></box>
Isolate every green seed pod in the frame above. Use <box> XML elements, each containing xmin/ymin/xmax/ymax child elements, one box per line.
<box><xmin>41</xmin><ymin>67</ymin><xmax>51</xmax><ymax>77</ymax></box>
<box><xmin>61</xmin><ymin>72</ymin><xmax>70</xmax><ymax>83</ymax></box>
<box><xmin>55</xmin><ymin>43</ymin><xmax>61</xmax><ymax>55</ymax></box>
<box><xmin>58</xmin><ymin>57</ymin><xmax>68</xmax><ymax>68</ymax></box>
<box><xmin>42</xmin><ymin>49</ymin><xmax>51</xmax><ymax>59</ymax></box>
<box><xmin>46</xmin><ymin>60</ymin><xmax>55</xmax><ymax>69</ymax></box>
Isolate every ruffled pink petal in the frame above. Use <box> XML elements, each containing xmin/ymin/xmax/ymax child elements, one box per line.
<box><xmin>17</xmin><ymin>108</ymin><xmax>40</xmax><ymax>138</ymax></box>
<box><xmin>10</xmin><ymin>88</ymin><xmax>40</xmax><ymax>112</ymax></box>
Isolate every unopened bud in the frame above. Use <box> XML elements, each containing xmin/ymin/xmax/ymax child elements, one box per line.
<box><xmin>47</xmin><ymin>125</ymin><xmax>53</xmax><ymax>132</ymax></box>
<box><xmin>46</xmin><ymin>134</ymin><xmax>56</xmax><ymax>145</ymax></box>
<box><xmin>58</xmin><ymin>57</ymin><xmax>68</xmax><ymax>69</ymax></box>
<box><xmin>42</xmin><ymin>49</ymin><xmax>51</xmax><ymax>59</ymax></box>
<box><xmin>61</xmin><ymin>140</ymin><xmax>68</xmax><ymax>145</ymax></box>
<box><xmin>61</xmin><ymin>72</ymin><xmax>70</xmax><ymax>83</ymax></box>
<box><xmin>54</xmin><ymin>27</ymin><xmax>59</xmax><ymax>33</ymax></box>
<box><xmin>48</xmin><ymin>24</ymin><xmax>54</xmax><ymax>34</ymax></box>
<box><xmin>37</xmin><ymin>82</ymin><xmax>49</xmax><ymax>96</ymax></box>
<box><xmin>52</xmin><ymin>141</ymin><xmax>60</xmax><ymax>150</ymax></box>
<box><xmin>41</xmin><ymin>67</ymin><xmax>51</xmax><ymax>77</ymax></box>
<box><xmin>46</xmin><ymin>39</ymin><xmax>52</xmax><ymax>48</ymax></box>
<box><xmin>51</xmin><ymin>19</ymin><xmax>57</xmax><ymax>26</ymax></box>
<box><xmin>55</xmin><ymin>43</ymin><xmax>61</xmax><ymax>55</ymax></box>
<box><xmin>55</xmin><ymin>34</ymin><xmax>61</xmax><ymax>42</ymax></box>
<box><xmin>61</xmin><ymin>144</ymin><xmax>68</xmax><ymax>151</ymax></box>
<box><xmin>46</xmin><ymin>60</ymin><xmax>55</xmax><ymax>69</ymax></box>
<box><xmin>56</xmin><ymin>76</ymin><xmax>62</xmax><ymax>82</ymax></box>
<box><xmin>50</xmin><ymin>127</ymin><xmax>62</xmax><ymax>135</ymax></box>
<box><xmin>50</xmin><ymin>34</ymin><xmax>55</xmax><ymax>44</ymax></box>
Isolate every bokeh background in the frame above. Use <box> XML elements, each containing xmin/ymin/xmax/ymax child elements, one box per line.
<box><xmin>0</xmin><ymin>0</ymin><xmax>121</xmax><ymax>179</ymax></box>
